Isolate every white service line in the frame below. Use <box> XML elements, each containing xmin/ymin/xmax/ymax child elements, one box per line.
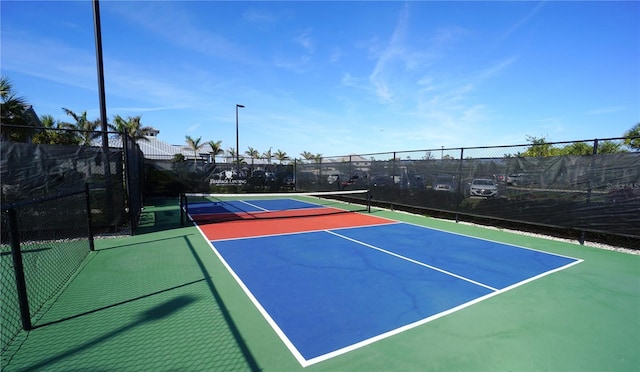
<box><xmin>325</xmin><ymin>230</ymin><xmax>500</xmax><ymax>292</ymax></box>
<box><xmin>239</xmin><ymin>200</ymin><xmax>270</xmax><ymax>211</ymax></box>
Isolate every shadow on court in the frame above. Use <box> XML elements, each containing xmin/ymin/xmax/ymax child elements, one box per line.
<box><xmin>182</xmin><ymin>235</ymin><xmax>261</xmax><ymax>371</ymax></box>
<box><xmin>134</xmin><ymin>197</ymin><xmax>183</xmax><ymax>234</ymax></box>
<box><xmin>21</xmin><ymin>295</ymin><xmax>197</xmax><ymax>371</ymax></box>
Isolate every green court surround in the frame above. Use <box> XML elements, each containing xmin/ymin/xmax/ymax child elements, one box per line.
<box><xmin>2</xmin><ymin>197</ymin><xmax>638</xmax><ymax>371</ymax></box>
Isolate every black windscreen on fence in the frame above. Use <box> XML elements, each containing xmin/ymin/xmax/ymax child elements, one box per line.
<box><xmin>1</xmin><ymin>135</ymin><xmax>145</xmax><ymax>234</ymax></box>
<box><xmin>295</xmin><ymin>141</ymin><xmax>640</xmax><ymax>241</ymax></box>
<box><xmin>142</xmin><ymin>136</ymin><xmax>638</xmax><ymax>245</ymax></box>
<box><xmin>123</xmin><ymin>135</ymin><xmax>145</xmax><ymax>232</ymax></box>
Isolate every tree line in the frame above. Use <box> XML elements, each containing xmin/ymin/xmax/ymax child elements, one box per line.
<box><xmin>1</xmin><ymin>76</ymin><xmax>324</xmax><ymax>164</ymax></box>
<box><xmin>2</xmin><ymin>75</ymin><xmax>639</xmax><ymax>162</ymax></box>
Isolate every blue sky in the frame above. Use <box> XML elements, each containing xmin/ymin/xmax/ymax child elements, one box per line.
<box><xmin>2</xmin><ymin>1</ymin><xmax>639</xmax><ymax>158</ymax></box>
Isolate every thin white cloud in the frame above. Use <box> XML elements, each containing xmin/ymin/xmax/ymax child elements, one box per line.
<box><xmin>329</xmin><ymin>48</ymin><xmax>342</xmax><ymax>63</ymax></box>
<box><xmin>476</xmin><ymin>56</ymin><xmax>518</xmax><ymax>81</ymax></box>
<box><xmin>187</xmin><ymin>124</ymin><xmax>201</xmax><ymax>134</ymax></box>
<box><xmin>586</xmin><ymin>106</ymin><xmax>626</xmax><ymax>115</ymax></box>
<box><xmin>495</xmin><ymin>1</ymin><xmax>545</xmax><ymax>47</ymax></box>
<box><xmin>242</xmin><ymin>8</ymin><xmax>276</xmax><ymax>26</ymax></box>
<box><xmin>2</xmin><ymin>37</ymin><xmax>97</xmax><ymax>91</ymax></box>
<box><xmin>368</xmin><ymin>4</ymin><xmax>411</xmax><ymax>104</ymax></box>
<box><xmin>273</xmin><ymin>54</ymin><xmax>312</xmax><ymax>73</ymax></box>
<box><xmin>294</xmin><ymin>29</ymin><xmax>314</xmax><ymax>53</ymax></box>
<box><xmin>106</xmin><ymin>2</ymin><xmax>249</xmax><ymax>63</ymax></box>
<box><xmin>109</xmin><ymin>105</ymin><xmax>190</xmax><ymax>113</ymax></box>
<box><xmin>3</xmin><ymin>30</ymin><xmax>214</xmax><ymax>115</ymax></box>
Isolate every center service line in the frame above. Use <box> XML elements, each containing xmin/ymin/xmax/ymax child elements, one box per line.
<box><xmin>325</xmin><ymin>230</ymin><xmax>499</xmax><ymax>292</ymax></box>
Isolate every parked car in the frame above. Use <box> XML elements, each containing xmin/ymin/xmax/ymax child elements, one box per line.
<box><xmin>494</xmin><ymin>174</ymin><xmax>508</xmax><ymax>183</ymax></box>
<box><xmin>327</xmin><ymin>174</ymin><xmax>342</xmax><ymax>184</ymax></box>
<box><xmin>469</xmin><ymin>178</ymin><xmax>498</xmax><ymax>197</ymax></box>
<box><xmin>275</xmin><ymin>172</ymin><xmax>294</xmax><ymax>190</ymax></box>
<box><xmin>507</xmin><ymin>173</ymin><xmax>538</xmax><ymax>186</ymax></box>
<box><xmin>398</xmin><ymin>173</ymin><xmax>425</xmax><ymax>190</ymax></box>
<box><xmin>432</xmin><ymin>176</ymin><xmax>457</xmax><ymax>192</ymax></box>
<box><xmin>341</xmin><ymin>172</ymin><xmax>368</xmax><ymax>189</ymax></box>
<box><xmin>370</xmin><ymin>175</ymin><xmax>393</xmax><ymax>188</ymax></box>
<box><xmin>296</xmin><ymin>172</ymin><xmax>318</xmax><ymax>188</ymax></box>
<box><xmin>247</xmin><ymin>170</ymin><xmax>267</xmax><ymax>186</ymax></box>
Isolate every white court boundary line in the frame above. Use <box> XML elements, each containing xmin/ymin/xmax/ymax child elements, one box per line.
<box><xmin>190</xmin><ymin>211</ymin><xmax>583</xmax><ymax>368</ymax></box>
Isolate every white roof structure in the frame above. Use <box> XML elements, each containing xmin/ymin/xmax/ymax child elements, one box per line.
<box><xmin>106</xmin><ymin>128</ymin><xmax>274</xmax><ymax>166</ymax></box>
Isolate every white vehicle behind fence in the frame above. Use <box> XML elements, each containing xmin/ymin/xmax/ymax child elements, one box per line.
<box><xmin>469</xmin><ymin>178</ymin><xmax>498</xmax><ymax>198</ymax></box>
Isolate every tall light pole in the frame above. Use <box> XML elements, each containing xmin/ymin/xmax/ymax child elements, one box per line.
<box><xmin>235</xmin><ymin>104</ymin><xmax>245</xmax><ymax>177</ymax></box>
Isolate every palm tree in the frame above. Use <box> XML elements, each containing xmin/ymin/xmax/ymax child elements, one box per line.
<box><xmin>560</xmin><ymin>142</ymin><xmax>592</xmax><ymax>156</ymax></box>
<box><xmin>274</xmin><ymin>149</ymin><xmax>289</xmax><ymax>164</ymax></box>
<box><xmin>62</xmin><ymin>107</ymin><xmax>100</xmax><ymax>146</ymax></box>
<box><xmin>262</xmin><ymin>147</ymin><xmax>272</xmax><ymax>165</ymax></box>
<box><xmin>300</xmin><ymin>151</ymin><xmax>315</xmax><ymax>162</ymax></box>
<box><xmin>246</xmin><ymin>146</ymin><xmax>259</xmax><ymax>159</ymax></box>
<box><xmin>1</xmin><ymin>76</ymin><xmax>35</xmax><ymax>142</ymax></box>
<box><xmin>519</xmin><ymin>135</ymin><xmax>558</xmax><ymax>157</ymax></box>
<box><xmin>32</xmin><ymin>114</ymin><xmax>78</xmax><ymax>145</ymax></box>
<box><xmin>207</xmin><ymin>140</ymin><xmax>224</xmax><ymax>165</ymax></box>
<box><xmin>228</xmin><ymin>147</ymin><xmax>237</xmax><ymax>163</ymax></box>
<box><xmin>110</xmin><ymin>114</ymin><xmax>154</xmax><ymax>145</ymax></box>
<box><xmin>597</xmin><ymin>140</ymin><xmax>624</xmax><ymax>154</ymax></box>
<box><xmin>32</xmin><ymin>114</ymin><xmax>55</xmax><ymax>144</ymax></box>
<box><xmin>623</xmin><ymin>123</ymin><xmax>640</xmax><ymax>151</ymax></box>
<box><xmin>185</xmin><ymin>135</ymin><xmax>204</xmax><ymax>169</ymax></box>
<box><xmin>246</xmin><ymin>147</ymin><xmax>260</xmax><ymax>168</ymax></box>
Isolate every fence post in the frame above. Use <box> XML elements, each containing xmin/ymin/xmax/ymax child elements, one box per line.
<box><xmin>581</xmin><ymin>139</ymin><xmax>600</xmax><ymax>245</ymax></box>
<box><xmin>456</xmin><ymin>147</ymin><xmax>465</xmax><ymax>223</ymax></box>
<box><xmin>85</xmin><ymin>183</ymin><xmax>95</xmax><ymax>251</ymax></box>
<box><xmin>123</xmin><ymin>134</ymin><xmax>133</xmax><ymax>235</ymax></box>
<box><xmin>392</xmin><ymin>152</ymin><xmax>397</xmax><ymax>187</ymax></box>
<box><xmin>6</xmin><ymin>207</ymin><xmax>32</xmax><ymax>331</ymax></box>
<box><xmin>294</xmin><ymin>159</ymin><xmax>298</xmax><ymax>191</ymax></box>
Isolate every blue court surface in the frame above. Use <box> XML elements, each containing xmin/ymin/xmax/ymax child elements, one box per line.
<box><xmin>208</xmin><ymin>221</ymin><xmax>581</xmax><ymax>366</ymax></box>
<box><xmin>188</xmin><ymin>198</ymin><xmax>327</xmax><ymax>215</ymax></box>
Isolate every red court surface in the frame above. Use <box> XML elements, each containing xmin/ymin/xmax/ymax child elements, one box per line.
<box><xmin>198</xmin><ymin>210</ymin><xmax>395</xmax><ymax>240</ymax></box>
<box><xmin>192</xmin><ymin>207</ymin><xmax>348</xmax><ymax>223</ymax></box>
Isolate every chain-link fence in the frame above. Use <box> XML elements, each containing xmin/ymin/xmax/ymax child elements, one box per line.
<box><xmin>1</xmin><ymin>126</ymin><xmax>146</xmax><ymax>361</ymax></box>
<box><xmin>1</xmin><ymin>188</ymin><xmax>93</xmax><ymax>362</ymax></box>
<box><xmin>295</xmin><ymin>138</ymin><xmax>639</xmax><ymax>247</ymax></box>
<box><xmin>141</xmin><ymin>136</ymin><xmax>638</xmax><ymax>247</ymax></box>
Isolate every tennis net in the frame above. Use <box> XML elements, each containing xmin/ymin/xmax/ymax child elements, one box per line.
<box><xmin>180</xmin><ymin>189</ymin><xmax>371</xmax><ymax>225</ymax></box>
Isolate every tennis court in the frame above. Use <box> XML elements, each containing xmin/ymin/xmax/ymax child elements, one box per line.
<box><xmin>183</xmin><ymin>192</ymin><xmax>582</xmax><ymax>367</ymax></box>
<box><xmin>2</xmin><ymin>194</ymin><xmax>638</xmax><ymax>371</ymax></box>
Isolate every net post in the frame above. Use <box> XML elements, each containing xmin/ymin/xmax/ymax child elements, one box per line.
<box><xmin>85</xmin><ymin>183</ymin><xmax>95</xmax><ymax>251</ymax></box>
<box><xmin>367</xmin><ymin>189</ymin><xmax>371</xmax><ymax>213</ymax></box>
<box><xmin>6</xmin><ymin>207</ymin><xmax>32</xmax><ymax>331</ymax></box>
